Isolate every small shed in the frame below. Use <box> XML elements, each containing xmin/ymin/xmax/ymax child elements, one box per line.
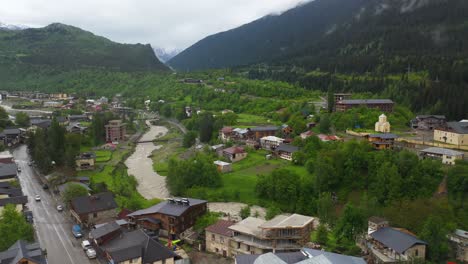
<box><xmin>214</xmin><ymin>160</ymin><xmax>232</xmax><ymax>173</ymax></box>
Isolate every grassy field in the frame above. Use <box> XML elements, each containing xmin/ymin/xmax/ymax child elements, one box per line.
<box><xmin>95</xmin><ymin>150</ymin><xmax>112</xmax><ymax>162</ymax></box>
<box><xmin>237</xmin><ymin>113</ymin><xmax>277</xmax><ymax>126</ymax></box>
<box><xmin>203</xmin><ymin>150</ymin><xmax>309</xmax><ymax>204</ymax></box>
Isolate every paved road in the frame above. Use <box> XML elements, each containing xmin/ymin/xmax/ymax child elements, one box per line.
<box><xmin>13</xmin><ymin>145</ymin><xmax>97</xmax><ymax>264</ymax></box>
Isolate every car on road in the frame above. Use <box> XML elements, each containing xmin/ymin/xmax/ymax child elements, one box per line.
<box><xmin>24</xmin><ymin>211</ymin><xmax>33</xmax><ymax>223</ymax></box>
<box><xmin>72</xmin><ymin>224</ymin><xmax>83</xmax><ymax>238</ymax></box>
<box><xmin>56</xmin><ymin>205</ymin><xmax>63</xmax><ymax>212</ymax></box>
<box><xmin>34</xmin><ymin>195</ymin><xmax>41</xmax><ymax>201</ymax></box>
<box><xmin>28</xmin><ymin>161</ymin><xmax>33</xmax><ymax>166</ymax></box>
<box><xmin>85</xmin><ymin>248</ymin><xmax>97</xmax><ymax>259</ymax></box>
<box><xmin>17</xmin><ymin>167</ymin><xmax>21</xmax><ymax>172</ymax></box>
<box><xmin>81</xmin><ymin>240</ymin><xmax>92</xmax><ymax>250</ymax></box>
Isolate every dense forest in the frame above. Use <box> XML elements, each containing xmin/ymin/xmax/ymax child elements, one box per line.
<box><xmin>0</xmin><ymin>23</ymin><xmax>167</xmax><ymax>72</ymax></box>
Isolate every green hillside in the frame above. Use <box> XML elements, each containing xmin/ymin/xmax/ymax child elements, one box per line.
<box><xmin>0</xmin><ymin>23</ymin><xmax>168</xmax><ymax>72</ymax></box>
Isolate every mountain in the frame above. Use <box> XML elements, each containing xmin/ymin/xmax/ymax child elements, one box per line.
<box><xmin>169</xmin><ymin>0</ymin><xmax>468</xmax><ymax>73</ymax></box>
<box><xmin>0</xmin><ymin>23</ymin><xmax>168</xmax><ymax>72</ymax></box>
<box><xmin>0</xmin><ymin>22</ymin><xmax>28</xmax><ymax>31</ymax></box>
<box><xmin>153</xmin><ymin>47</ymin><xmax>180</xmax><ymax>63</ymax></box>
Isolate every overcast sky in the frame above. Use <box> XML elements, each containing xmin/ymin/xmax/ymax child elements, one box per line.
<box><xmin>0</xmin><ymin>0</ymin><xmax>310</xmax><ymax>51</ymax></box>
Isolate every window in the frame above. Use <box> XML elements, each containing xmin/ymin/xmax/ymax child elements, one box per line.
<box><xmin>215</xmin><ymin>248</ymin><xmax>219</xmax><ymax>253</ymax></box>
<box><xmin>220</xmin><ymin>236</ymin><xmax>224</xmax><ymax>244</ymax></box>
<box><xmin>93</xmin><ymin>212</ymin><xmax>97</xmax><ymax>218</ymax></box>
<box><xmin>415</xmin><ymin>249</ymin><xmax>418</xmax><ymax>256</ymax></box>
<box><xmin>211</xmin><ymin>234</ymin><xmax>215</xmax><ymax>241</ymax></box>
<box><xmin>237</xmin><ymin>242</ymin><xmax>241</xmax><ymax>249</ymax></box>
<box><xmin>247</xmin><ymin>245</ymin><xmax>250</xmax><ymax>251</ymax></box>
<box><xmin>250</xmin><ymin>251</ymin><xmax>255</xmax><ymax>255</ymax></box>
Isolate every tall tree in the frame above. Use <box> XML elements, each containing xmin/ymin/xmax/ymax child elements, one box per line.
<box><xmin>15</xmin><ymin>112</ymin><xmax>30</xmax><ymax>127</ymax></box>
<box><xmin>334</xmin><ymin>203</ymin><xmax>366</xmax><ymax>243</ymax></box>
<box><xmin>0</xmin><ymin>204</ymin><xmax>34</xmax><ymax>251</ymax></box>
<box><xmin>419</xmin><ymin>216</ymin><xmax>450</xmax><ymax>262</ymax></box>
<box><xmin>199</xmin><ymin>112</ymin><xmax>214</xmax><ymax>143</ymax></box>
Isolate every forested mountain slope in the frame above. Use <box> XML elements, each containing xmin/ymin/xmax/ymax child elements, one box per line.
<box><xmin>0</xmin><ymin>23</ymin><xmax>168</xmax><ymax>72</ymax></box>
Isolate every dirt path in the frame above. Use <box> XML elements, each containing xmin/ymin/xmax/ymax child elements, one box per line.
<box><xmin>125</xmin><ymin>121</ymin><xmax>169</xmax><ymax>199</ymax></box>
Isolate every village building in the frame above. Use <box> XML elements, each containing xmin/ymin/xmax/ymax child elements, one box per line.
<box><xmin>0</xmin><ymin>128</ymin><xmax>24</xmax><ymax>146</ymax></box>
<box><xmin>43</xmin><ymin>101</ymin><xmax>63</xmax><ymax>108</ymax></box>
<box><xmin>229</xmin><ymin>214</ymin><xmax>317</xmax><ymax>255</ymax></box>
<box><xmin>222</xmin><ymin>146</ymin><xmax>248</xmax><ymax>163</ymax></box>
<box><xmin>214</xmin><ymin>160</ymin><xmax>232</xmax><ymax>173</ymax></box>
<box><xmin>434</xmin><ymin>121</ymin><xmax>468</xmax><ymax>146</ymax></box>
<box><xmin>448</xmin><ymin>229</ymin><xmax>468</xmax><ymax>263</ymax></box>
<box><xmin>375</xmin><ymin>114</ymin><xmax>391</xmax><ymax>133</ymax></box>
<box><xmin>0</xmin><ymin>163</ymin><xmax>18</xmax><ymax>182</ymax></box>
<box><xmin>0</xmin><ymin>151</ymin><xmax>14</xmax><ymax>164</ymax></box>
<box><xmin>105</xmin><ymin>120</ymin><xmax>126</xmax><ymax>142</ymax></box>
<box><xmin>66</xmin><ymin>123</ymin><xmax>87</xmax><ymax>134</ymax></box>
<box><xmin>75</xmin><ymin>152</ymin><xmax>96</xmax><ymax>171</ymax></box>
<box><xmin>235</xmin><ymin>248</ymin><xmax>366</xmax><ymax>264</ymax></box>
<box><xmin>317</xmin><ymin>134</ymin><xmax>341</xmax><ymax>142</ymax></box>
<box><xmin>205</xmin><ymin>219</ymin><xmax>236</xmax><ymax>258</ymax></box>
<box><xmin>70</xmin><ymin>192</ymin><xmax>118</xmax><ymax>228</ymax></box>
<box><xmin>335</xmin><ymin>99</ymin><xmax>394</xmax><ymax>113</ymax></box>
<box><xmin>248</xmin><ymin>126</ymin><xmax>279</xmax><ymax>140</ymax></box>
<box><xmin>275</xmin><ymin>144</ymin><xmax>299</xmax><ymax>161</ymax></box>
<box><xmin>127</xmin><ymin>198</ymin><xmax>207</xmax><ymax>239</ymax></box>
<box><xmin>281</xmin><ymin>124</ymin><xmax>293</xmax><ymax>136</ymax></box>
<box><xmin>98</xmin><ymin>229</ymin><xmax>178</xmax><ymax>264</ymax></box>
<box><xmin>300</xmin><ymin>131</ymin><xmax>314</xmax><ymax>140</ymax></box>
<box><xmin>260</xmin><ymin>136</ymin><xmax>284</xmax><ymax>150</ymax></box>
<box><xmin>419</xmin><ymin>147</ymin><xmax>464</xmax><ymax>165</ymax></box>
<box><xmin>0</xmin><ymin>240</ymin><xmax>47</xmax><ymax>264</ymax></box>
<box><xmin>0</xmin><ymin>181</ymin><xmax>27</xmax><ymax>214</ymax></box>
<box><xmin>219</xmin><ymin>127</ymin><xmax>234</xmax><ymax>142</ymax></box>
<box><xmin>368</xmin><ymin>134</ymin><xmax>398</xmax><ymax>150</ymax></box>
<box><xmin>29</xmin><ymin>119</ymin><xmax>52</xmax><ymax>131</ymax></box>
<box><xmin>363</xmin><ymin>217</ymin><xmax>427</xmax><ymax>263</ymax></box>
<box><xmin>410</xmin><ymin>115</ymin><xmax>446</xmax><ymax>130</ymax></box>
<box><xmin>67</xmin><ymin>114</ymin><xmax>88</xmax><ymax>123</ymax></box>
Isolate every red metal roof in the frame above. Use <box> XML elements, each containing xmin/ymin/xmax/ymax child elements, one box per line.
<box><xmin>205</xmin><ymin>219</ymin><xmax>236</xmax><ymax>237</ymax></box>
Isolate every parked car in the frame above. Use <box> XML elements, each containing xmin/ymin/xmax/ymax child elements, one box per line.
<box><xmin>28</xmin><ymin>161</ymin><xmax>33</xmax><ymax>166</ymax></box>
<box><xmin>72</xmin><ymin>224</ymin><xmax>83</xmax><ymax>238</ymax></box>
<box><xmin>35</xmin><ymin>195</ymin><xmax>41</xmax><ymax>201</ymax></box>
<box><xmin>42</xmin><ymin>184</ymin><xmax>49</xmax><ymax>190</ymax></box>
<box><xmin>85</xmin><ymin>248</ymin><xmax>97</xmax><ymax>259</ymax></box>
<box><xmin>56</xmin><ymin>205</ymin><xmax>63</xmax><ymax>212</ymax></box>
<box><xmin>17</xmin><ymin>167</ymin><xmax>21</xmax><ymax>172</ymax></box>
<box><xmin>81</xmin><ymin>240</ymin><xmax>92</xmax><ymax>251</ymax></box>
<box><xmin>24</xmin><ymin>211</ymin><xmax>33</xmax><ymax>223</ymax></box>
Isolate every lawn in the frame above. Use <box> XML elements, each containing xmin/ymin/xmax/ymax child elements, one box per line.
<box><xmin>202</xmin><ymin>150</ymin><xmax>309</xmax><ymax>205</ymax></box>
<box><xmin>95</xmin><ymin>150</ymin><xmax>113</xmax><ymax>162</ymax></box>
<box><xmin>237</xmin><ymin>113</ymin><xmax>276</xmax><ymax>126</ymax></box>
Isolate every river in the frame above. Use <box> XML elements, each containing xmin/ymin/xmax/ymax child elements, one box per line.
<box><xmin>125</xmin><ymin>120</ymin><xmax>170</xmax><ymax>200</ymax></box>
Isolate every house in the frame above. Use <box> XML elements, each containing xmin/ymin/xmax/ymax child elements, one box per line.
<box><xmin>375</xmin><ymin>114</ymin><xmax>391</xmax><ymax>133</ymax></box>
<box><xmin>127</xmin><ymin>197</ymin><xmax>207</xmax><ymax>238</ymax></box>
<box><xmin>300</xmin><ymin>131</ymin><xmax>314</xmax><ymax>140</ymax></box>
<box><xmin>43</xmin><ymin>101</ymin><xmax>63</xmax><ymax>108</ymax></box>
<box><xmin>222</xmin><ymin>109</ymin><xmax>234</xmax><ymax>115</ymax></box>
<box><xmin>282</xmin><ymin>124</ymin><xmax>293</xmax><ymax>136</ymax></box>
<box><xmin>214</xmin><ymin>160</ymin><xmax>232</xmax><ymax>173</ymax></box>
<box><xmin>233</xmin><ymin>128</ymin><xmax>249</xmax><ymax>140</ymax></box>
<box><xmin>235</xmin><ymin>248</ymin><xmax>366</xmax><ymax>264</ymax></box>
<box><xmin>334</xmin><ymin>93</ymin><xmax>352</xmax><ymax>108</ymax></box>
<box><xmin>75</xmin><ymin>152</ymin><xmax>96</xmax><ymax>171</ymax></box>
<box><xmin>0</xmin><ymin>163</ymin><xmax>18</xmax><ymax>182</ymax></box>
<box><xmin>419</xmin><ymin>147</ymin><xmax>464</xmax><ymax>165</ymax></box>
<box><xmin>211</xmin><ymin>144</ymin><xmax>225</xmax><ymax>153</ymax></box>
<box><xmin>229</xmin><ymin>214</ymin><xmax>316</xmax><ymax>255</ymax></box>
<box><xmin>0</xmin><ymin>151</ymin><xmax>14</xmax><ymax>164</ymax></box>
<box><xmin>99</xmin><ymin>229</ymin><xmax>178</xmax><ymax>264</ymax></box>
<box><xmin>317</xmin><ymin>134</ymin><xmax>341</xmax><ymax>142</ymax></box>
<box><xmin>448</xmin><ymin>229</ymin><xmax>468</xmax><ymax>263</ymax></box>
<box><xmin>89</xmin><ymin>221</ymin><xmax>122</xmax><ymax>246</ymax></box>
<box><xmin>50</xmin><ymin>93</ymin><xmax>68</xmax><ymax>99</ymax></box>
<box><xmin>0</xmin><ymin>182</ymin><xmax>27</xmax><ymax>214</ymax></box>
<box><xmin>368</xmin><ymin>134</ymin><xmax>398</xmax><ymax>150</ymax></box>
<box><xmin>219</xmin><ymin>127</ymin><xmax>234</xmax><ymax>142</ymax></box>
<box><xmin>205</xmin><ymin>219</ymin><xmax>235</xmax><ymax>257</ymax></box>
<box><xmin>66</xmin><ymin>123</ymin><xmax>87</xmax><ymax>134</ymax></box>
<box><xmin>410</xmin><ymin>115</ymin><xmax>446</xmax><ymax>130</ymax></box>
<box><xmin>364</xmin><ymin>217</ymin><xmax>427</xmax><ymax>263</ymax></box>
<box><xmin>260</xmin><ymin>136</ymin><xmax>284</xmax><ymax>150</ymax></box>
<box><xmin>275</xmin><ymin>144</ymin><xmax>300</xmax><ymax>161</ymax></box>
<box><xmin>105</xmin><ymin>120</ymin><xmax>126</xmax><ymax>142</ymax></box>
<box><xmin>0</xmin><ymin>128</ymin><xmax>23</xmax><ymax>146</ymax></box>
<box><xmin>248</xmin><ymin>126</ymin><xmax>279</xmax><ymax>140</ymax></box>
<box><xmin>67</xmin><ymin>114</ymin><xmax>88</xmax><ymax>123</ymax></box>
<box><xmin>0</xmin><ymin>240</ymin><xmax>47</xmax><ymax>264</ymax></box>
<box><xmin>335</xmin><ymin>99</ymin><xmax>394</xmax><ymax>113</ymax></box>
<box><xmin>70</xmin><ymin>192</ymin><xmax>118</xmax><ymax>227</ymax></box>
<box><xmin>29</xmin><ymin>119</ymin><xmax>52</xmax><ymax>131</ymax></box>
<box><xmin>222</xmin><ymin>146</ymin><xmax>247</xmax><ymax>163</ymax></box>
<box><xmin>181</xmin><ymin>78</ymin><xmax>203</xmax><ymax>84</ymax></box>
<box><xmin>434</xmin><ymin>121</ymin><xmax>468</xmax><ymax>146</ymax></box>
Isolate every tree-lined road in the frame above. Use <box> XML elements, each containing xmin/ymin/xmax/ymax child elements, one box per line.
<box><xmin>13</xmin><ymin>145</ymin><xmax>96</xmax><ymax>264</ymax></box>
